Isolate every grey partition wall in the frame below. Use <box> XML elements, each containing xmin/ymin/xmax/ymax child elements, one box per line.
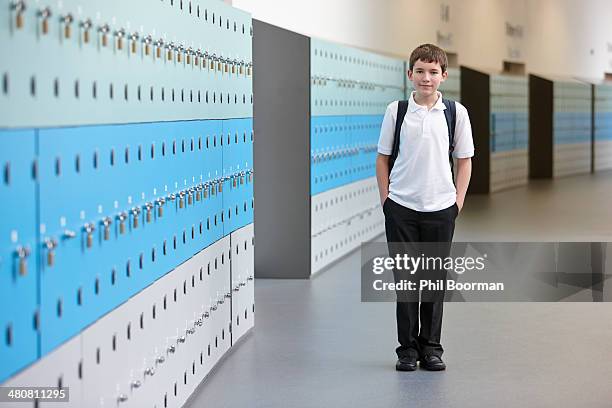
<box><xmin>253</xmin><ymin>22</ymin><xmax>404</xmax><ymax>279</ymax></box>
<box><xmin>459</xmin><ymin>67</ymin><xmax>529</xmax><ymax>193</ymax></box>
<box><xmin>529</xmin><ymin>75</ymin><xmax>592</xmax><ymax>179</ymax></box>
<box><xmin>460</xmin><ymin>66</ymin><xmax>491</xmax><ymax>193</ymax></box>
<box><xmin>529</xmin><ymin>74</ymin><xmax>554</xmax><ymax>179</ymax></box>
<box><xmin>253</xmin><ymin>20</ymin><xmax>311</xmax><ymax>278</ymax></box>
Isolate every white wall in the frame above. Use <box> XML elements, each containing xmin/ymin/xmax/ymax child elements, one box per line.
<box><xmin>233</xmin><ymin>0</ymin><xmax>612</xmax><ymax>79</ymax></box>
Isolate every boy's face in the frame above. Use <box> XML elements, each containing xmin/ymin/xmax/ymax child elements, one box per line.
<box><xmin>408</xmin><ymin>59</ymin><xmax>447</xmax><ymax>98</ymax></box>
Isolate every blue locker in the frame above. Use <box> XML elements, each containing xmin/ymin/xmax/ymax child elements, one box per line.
<box><xmin>0</xmin><ymin>129</ymin><xmax>39</xmax><ymax>383</ymax></box>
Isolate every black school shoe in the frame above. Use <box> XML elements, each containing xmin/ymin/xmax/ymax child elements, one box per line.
<box><xmin>395</xmin><ymin>355</ymin><xmax>418</xmax><ymax>371</ymax></box>
<box><xmin>420</xmin><ymin>355</ymin><xmax>446</xmax><ymax>371</ymax></box>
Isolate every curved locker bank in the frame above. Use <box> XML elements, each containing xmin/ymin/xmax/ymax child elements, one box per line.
<box><xmin>0</xmin><ymin>1</ymin><xmax>255</xmax><ymax>404</ymax></box>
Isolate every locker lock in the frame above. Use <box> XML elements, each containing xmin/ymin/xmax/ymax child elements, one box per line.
<box><xmin>98</xmin><ymin>24</ymin><xmax>110</xmax><ymax>47</ymax></box>
<box><xmin>155</xmin><ymin>38</ymin><xmax>164</xmax><ymax>59</ymax></box>
<box><xmin>142</xmin><ymin>35</ymin><xmax>152</xmax><ymax>56</ymax></box>
<box><xmin>60</xmin><ymin>13</ymin><xmax>73</xmax><ymax>39</ymax></box>
<box><xmin>233</xmin><ymin>285</ymin><xmax>240</xmax><ymax>292</ymax></box>
<box><xmin>178</xmin><ymin>191</ymin><xmax>186</xmax><ymax>209</ymax></box>
<box><xmin>240</xmin><ymin>170</ymin><xmax>246</xmax><ymax>185</ymax></box>
<box><xmin>239</xmin><ymin>61</ymin><xmax>245</xmax><ymax>75</ymax></box>
<box><xmin>231</xmin><ymin>174</ymin><xmax>237</xmax><ymax>188</ymax></box>
<box><xmin>144</xmin><ymin>202</ymin><xmax>153</xmax><ymax>223</ymax></box>
<box><xmin>167</xmin><ymin>345</ymin><xmax>176</xmax><ymax>354</ymax></box>
<box><xmin>101</xmin><ymin>217</ymin><xmax>112</xmax><ymax>240</ymax></box>
<box><xmin>231</xmin><ymin>58</ymin><xmax>237</xmax><ymax>74</ymax></box>
<box><xmin>83</xmin><ymin>223</ymin><xmax>96</xmax><ymax>248</ymax></box>
<box><xmin>144</xmin><ymin>367</ymin><xmax>155</xmax><ymax>376</ymax></box>
<box><xmin>15</xmin><ymin>245</ymin><xmax>31</xmax><ymax>276</ymax></box>
<box><xmin>130</xmin><ymin>380</ymin><xmax>142</xmax><ymax>390</ymax></box>
<box><xmin>195</xmin><ymin>185</ymin><xmax>202</xmax><ymax>202</ymax></box>
<box><xmin>166</xmin><ymin>42</ymin><xmax>175</xmax><ymax>61</ymax></box>
<box><xmin>114</xmin><ymin>28</ymin><xmax>126</xmax><ymax>50</ymax></box>
<box><xmin>44</xmin><ymin>237</ymin><xmax>58</xmax><ymax>266</ymax></box>
<box><xmin>36</xmin><ymin>7</ymin><xmax>52</xmax><ymax>35</ymax></box>
<box><xmin>195</xmin><ymin>318</ymin><xmax>203</xmax><ymax>327</ymax></box>
<box><xmin>63</xmin><ymin>229</ymin><xmax>76</xmax><ymax>239</ymax></box>
<box><xmin>210</xmin><ymin>304</ymin><xmax>217</xmax><ymax>312</ymax></box>
<box><xmin>117</xmin><ymin>394</ymin><xmax>128</xmax><ymax>403</ymax></box>
<box><xmin>217</xmin><ymin>56</ymin><xmax>223</xmax><ymax>72</ymax></box>
<box><xmin>186</xmin><ymin>327</ymin><xmax>195</xmax><ymax>335</ymax></box>
<box><xmin>202</xmin><ymin>311</ymin><xmax>210</xmax><ymax>319</ymax></box>
<box><xmin>239</xmin><ymin>282</ymin><xmax>246</xmax><ymax>288</ymax></box>
<box><xmin>217</xmin><ymin>297</ymin><xmax>224</xmax><ymax>305</ymax></box>
<box><xmin>223</xmin><ymin>57</ymin><xmax>229</xmax><ymax>73</ymax></box>
<box><xmin>203</xmin><ymin>51</ymin><xmax>210</xmax><ymax>69</ymax></box>
<box><xmin>247</xmin><ymin>62</ymin><xmax>253</xmax><ymax>76</ymax></box>
<box><xmin>10</xmin><ymin>1</ymin><xmax>26</xmax><ymax>30</ymax></box>
<box><xmin>186</xmin><ymin>47</ymin><xmax>194</xmax><ymax>65</ymax></box>
<box><xmin>177</xmin><ymin>336</ymin><xmax>186</xmax><ymax>344</ymax></box>
<box><xmin>156</xmin><ymin>355</ymin><xmax>165</xmax><ymax>365</ymax></box>
<box><xmin>155</xmin><ymin>197</ymin><xmax>165</xmax><ymax>217</ymax></box>
<box><xmin>203</xmin><ymin>182</ymin><xmax>209</xmax><ymax>199</ymax></box>
<box><xmin>225</xmin><ymin>292</ymin><xmax>232</xmax><ymax>299</ymax></box>
<box><xmin>79</xmin><ymin>19</ymin><xmax>93</xmax><ymax>44</ymax></box>
<box><xmin>176</xmin><ymin>44</ymin><xmax>185</xmax><ymax>63</ymax></box>
<box><xmin>217</xmin><ymin>178</ymin><xmax>224</xmax><ymax>193</ymax></box>
<box><xmin>116</xmin><ymin>212</ymin><xmax>128</xmax><ymax>234</ymax></box>
<box><xmin>195</xmin><ymin>49</ymin><xmax>203</xmax><ymax>67</ymax></box>
<box><xmin>187</xmin><ymin>188</ymin><xmax>194</xmax><ymax>206</ymax></box>
<box><xmin>210</xmin><ymin>53</ymin><xmax>218</xmax><ymax>71</ymax></box>
<box><xmin>247</xmin><ymin>275</ymin><xmax>254</xmax><ymax>281</ymax></box>
<box><xmin>131</xmin><ymin>207</ymin><xmax>141</xmax><ymax>228</ymax></box>
<box><xmin>129</xmin><ymin>32</ymin><xmax>139</xmax><ymax>54</ymax></box>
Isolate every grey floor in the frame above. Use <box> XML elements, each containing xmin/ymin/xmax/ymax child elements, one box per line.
<box><xmin>186</xmin><ymin>171</ymin><xmax>612</xmax><ymax>408</ymax></box>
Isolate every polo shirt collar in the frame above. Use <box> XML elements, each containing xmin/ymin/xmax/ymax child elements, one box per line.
<box><xmin>408</xmin><ymin>91</ymin><xmax>446</xmax><ymax>112</ymax></box>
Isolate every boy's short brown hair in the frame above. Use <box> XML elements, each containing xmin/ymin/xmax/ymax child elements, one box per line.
<box><xmin>409</xmin><ymin>44</ymin><xmax>448</xmax><ymax>73</ymax></box>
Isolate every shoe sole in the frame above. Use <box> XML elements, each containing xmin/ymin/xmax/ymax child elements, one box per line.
<box><xmin>420</xmin><ymin>364</ymin><xmax>446</xmax><ymax>371</ymax></box>
<box><xmin>395</xmin><ymin>365</ymin><xmax>417</xmax><ymax>372</ymax></box>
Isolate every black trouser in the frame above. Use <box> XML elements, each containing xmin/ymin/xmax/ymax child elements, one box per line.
<box><xmin>383</xmin><ymin>197</ymin><xmax>457</xmax><ymax>359</ymax></box>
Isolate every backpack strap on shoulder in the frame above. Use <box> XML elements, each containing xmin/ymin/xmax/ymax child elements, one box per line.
<box><xmin>442</xmin><ymin>98</ymin><xmax>457</xmax><ymax>181</ymax></box>
<box><xmin>389</xmin><ymin>100</ymin><xmax>409</xmax><ymax>175</ymax></box>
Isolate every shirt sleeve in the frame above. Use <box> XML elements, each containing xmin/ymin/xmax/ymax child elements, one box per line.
<box><xmin>377</xmin><ymin>101</ymin><xmax>398</xmax><ymax>156</ymax></box>
<box><xmin>452</xmin><ymin>102</ymin><xmax>475</xmax><ymax>159</ymax></box>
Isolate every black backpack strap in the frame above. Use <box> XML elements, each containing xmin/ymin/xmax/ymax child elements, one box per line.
<box><xmin>442</xmin><ymin>98</ymin><xmax>457</xmax><ymax>181</ymax></box>
<box><xmin>389</xmin><ymin>100</ymin><xmax>409</xmax><ymax>175</ymax></box>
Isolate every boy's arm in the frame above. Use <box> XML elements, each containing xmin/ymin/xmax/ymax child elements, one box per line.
<box><xmin>455</xmin><ymin>157</ymin><xmax>472</xmax><ymax>211</ymax></box>
<box><xmin>376</xmin><ymin>153</ymin><xmax>391</xmax><ymax>206</ymax></box>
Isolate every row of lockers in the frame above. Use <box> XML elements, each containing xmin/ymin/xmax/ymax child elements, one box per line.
<box><xmin>311</xmin><ymin>38</ymin><xmax>405</xmax><ymax>91</ymax></box>
<box><xmin>0</xmin><ymin>118</ymin><xmax>254</xmax><ymax>382</ymax></box>
<box><xmin>1</xmin><ymin>0</ymin><xmax>255</xmax><ymax>393</ymax></box>
<box><xmin>310</xmin><ymin>115</ymin><xmax>381</xmax><ymax>195</ymax></box>
<box><xmin>308</xmin><ymin>38</ymin><xmax>405</xmax><ymax>273</ymax></box>
<box><xmin>457</xmin><ymin>68</ymin><xmax>612</xmax><ymax>193</ymax></box>
<box><xmin>311</xmin><ymin>178</ymin><xmax>384</xmax><ymax>275</ymax></box>
<box><xmin>2</xmin><ymin>224</ymin><xmax>254</xmax><ymax>408</ymax></box>
<box><xmin>0</xmin><ymin>0</ymin><xmax>253</xmax><ymax>127</ymax></box>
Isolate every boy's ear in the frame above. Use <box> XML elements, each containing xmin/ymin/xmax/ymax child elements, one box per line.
<box><xmin>441</xmin><ymin>70</ymin><xmax>448</xmax><ymax>81</ymax></box>
<box><xmin>407</xmin><ymin>69</ymin><xmax>413</xmax><ymax>80</ymax></box>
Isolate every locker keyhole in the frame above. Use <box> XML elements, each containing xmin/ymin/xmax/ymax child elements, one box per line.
<box><xmin>5</xmin><ymin>324</ymin><xmax>12</xmax><ymax>346</ymax></box>
<box><xmin>2</xmin><ymin>72</ymin><xmax>8</xmax><ymax>95</ymax></box>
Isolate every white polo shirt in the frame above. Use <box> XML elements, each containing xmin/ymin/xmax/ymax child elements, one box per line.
<box><xmin>377</xmin><ymin>92</ymin><xmax>474</xmax><ymax>212</ymax></box>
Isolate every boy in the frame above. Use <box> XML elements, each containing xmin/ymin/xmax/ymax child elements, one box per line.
<box><xmin>376</xmin><ymin>44</ymin><xmax>474</xmax><ymax>371</ymax></box>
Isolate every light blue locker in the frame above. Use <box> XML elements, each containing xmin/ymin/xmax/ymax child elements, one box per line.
<box><xmin>0</xmin><ymin>129</ymin><xmax>38</xmax><ymax>383</ymax></box>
